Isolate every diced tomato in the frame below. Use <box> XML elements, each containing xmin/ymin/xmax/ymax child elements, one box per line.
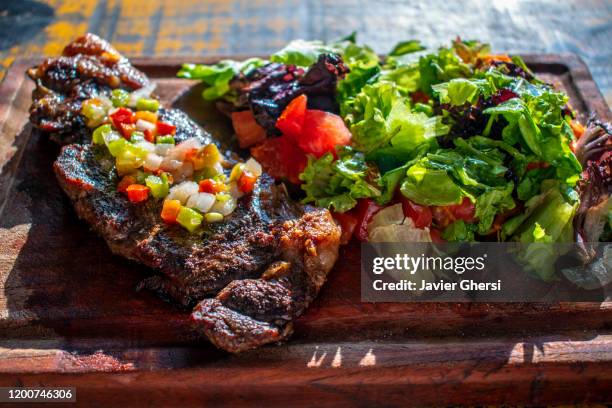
<box><xmin>237</xmin><ymin>170</ymin><xmax>257</xmax><ymax>193</ymax></box>
<box><xmin>199</xmin><ymin>179</ymin><xmax>225</xmax><ymax>194</ymax></box>
<box><xmin>332</xmin><ymin>212</ymin><xmax>358</xmax><ymax>245</ymax></box>
<box><xmin>448</xmin><ymin>197</ymin><xmax>476</xmax><ymax>223</ymax></box>
<box><xmin>354</xmin><ymin>199</ymin><xmax>382</xmax><ymax>241</ymax></box>
<box><xmin>231</xmin><ymin>110</ymin><xmax>268</xmax><ymax>148</ymax></box>
<box><xmin>161</xmin><ymin>199</ymin><xmax>182</xmax><ymax>224</ymax></box>
<box><xmin>400</xmin><ymin>196</ymin><xmax>432</xmax><ymax>229</ymax></box>
<box><xmin>126</xmin><ymin>184</ymin><xmax>149</xmax><ymax>203</ymax></box>
<box><xmin>117</xmin><ymin>175</ymin><xmax>137</xmax><ymax>193</ymax></box>
<box><xmin>276</xmin><ymin>94</ymin><xmax>307</xmax><ymax>138</ymax></box>
<box><xmin>156</xmin><ymin>121</ymin><xmax>176</xmax><ymax>136</ymax></box>
<box><xmin>144</xmin><ymin>128</ymin><xmax>156</xmax><ymax>142</ymax></box>
<box><xmin>410</xmin><ymin>91</ymin><xmax>430</xmax><ymax>104</ymax></box>
<box><xmin>297</xmin><ymin>109</ymin><xmax>352</xmax><ymax>158</ymax></box>
<box><xmin>250</xmin><ymin>136</ymin><xmax>307</xmax><ymax>184</ymax></box>
<box><xmin>430</xmin><ymin>228</ymin><xmax>445</xmax><ymax>243</ymax></box>
<box><xmin>110</xmin><ymin>107</ymin><xmax>134</xmax><ymax>128</ymax></box>
<box><xmin>118</xmin><ymin>123</ymin><xmax>136</xmax><ymax>139</ymax></box>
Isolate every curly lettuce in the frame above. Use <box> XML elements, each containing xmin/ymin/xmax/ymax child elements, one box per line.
<box><xmin>300</xmin><ymin>147</ymin><xmax>381</xmax><ymax>213</ymax></box>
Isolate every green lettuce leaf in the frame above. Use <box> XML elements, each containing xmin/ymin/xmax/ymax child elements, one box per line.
<box><xmin>442</xmin><ymin>220</ymin><xmax>476</xmax><ymax>242</ymax></box>
<box><xmin>389</xmin><ymin>40</ymin><xmax>425</xmax><ymax>57</ymax></box>
<box><xmin>177</xmin><ymin>58</ymin><xmax>266</xmax><ymax>100</ymax></box>
<box><xmin>344</xmin><ymin>81</ymin><xmax>449</xmax><ymax>156</ymax></box>
<box><xmin>474</xmin><ymin>184</ymin><xmax>516</xmax><ymax>234</ymax></box>
<box><xmin>300</xmin><ymin>147</ymin><xmax>380</xmax><ymax>212</ymax></box>
<box><xmin>432</xmin><ymin>78</ymin><xmax>491</xmax><ymax>106</ymax></box>
<box><xmin>400</xmin><ymin>161</ymin><xmax>466</xmax><ymax>206</ymax></box>
<box><xmin>270</xmin><ymin>39</ymin><xmax>339</xmax><ymax>67</ymax></box>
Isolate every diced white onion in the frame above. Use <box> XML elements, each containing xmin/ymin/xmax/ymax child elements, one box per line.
<box><xmin>173</xmin><ymin>161</ymin><xmax>194</xmax><ymax>182</ymax></box>
<box><xmin>167</xmin><ymin>181</ymin><xmax>199</xmax><ymax>204</ymax></box>
<box><xmin>367</xmin><ymin>204</ymin><xmax>404</xmax><ymax>235</ymax></box>
<box><xmin>211</xmin><ymin>197</ymin><xmax>237</xmax><ymax>216</ymax></box>
<box><xmin>136</xmin><ymin>119</ymin><xmax>156</xmax><ymax>132</ymax></box>
<box><xmin>244</xmin><ymin>158</ymin><xmax>263</xmax><ymax>177</ymax></box>
<box><xmin>228</xmin><ymin>182</ymin><xmax>243</xmax><ymax>200</ymax></box>
<box><xmin>186</xmin><ymin>192</ymin><xmax>215</xmax><ymax>213</ymax></box>
<box><xmin>160</xmin><ymin>158</ymin><xmax>182</xmax><ymax>172</ymax></box>
<box><xmin>168</xmin><ymin>137</ymin><xmax>202</xmax><ymax>161</ymax></box>
<box><xmin>134</xmin><ymin>140</ymin><xmax>156</xmax><ymax>152</ymax></box>
<box><xmin>128</xmin><ymin>83</ymin><xmax>156</xmax><ymax>107</ymax></box>
<box><xmin>97</xmin><ymin>95</ymin><xmax>113</xmax><ymax>109</ymax></box>
<box><xmin>143</xmin><ymin>153</ymin><xmax>163</xmax><ymax>172</ymax></box>
<box><xmin>155</xmin><ymin>143</ymin><xmax>173</xmax><ymax>157</ymax></box>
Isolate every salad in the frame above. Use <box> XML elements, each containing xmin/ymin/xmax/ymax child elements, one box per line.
<box><xmin>178</xmin><ymin>34</ymin><xmax>611</xmax><ymax>280</ymax></box>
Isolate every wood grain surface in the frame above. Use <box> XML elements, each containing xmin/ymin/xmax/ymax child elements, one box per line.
<box><xmin>1</xmin><ymin>0</ymin><xmax>611</xmax><ymax>108</ymax></box>
<box><xmin>0</xmin><ymin>54</ymin><xmax>610</xmax><ymax>406</ymax></box>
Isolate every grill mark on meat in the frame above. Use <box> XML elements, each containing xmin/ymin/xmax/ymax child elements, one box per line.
<box><xmin>33</xmin><ymin>34</ymin><xmax>341</xmax><ymax>353</ymax></box>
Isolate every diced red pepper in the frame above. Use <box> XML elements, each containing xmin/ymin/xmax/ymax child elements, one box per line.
<box><xmin>117</xmin><ymin>175</ymin><xmax>137</xmax><ymax>193</ymax></box>
<box><xmin>161</xmin><ymin>199</ymin><xmax>182</xmax><ymax>224</ymax></box>
<box><xmin>144</xmin><ymin>128</ymin><xmax>156</xmax><ymax>142</ymax></box>
<box><xmin>118</xmin><ymin>123</ymin><xmax>136</xmax><ymax>139</ymax></box>
<box><xmin>110</xmin><ymin>107</ymin><xmax>134</xmax><ymax>128</ymax></box>
<box><xmin>400</xmin><ymin>196</ymin><xmax>432</xmax><ymax>229</ymax></box>
<box><xmin>332</xmin><ymin>212</ymin><xmax>358</xmax><ymax>245</ymax></box>
<box><xmin>354</xmin><ymin>198</ymin><xmax>382</xmax><ymax>241</ymax></box>
<box><xmin>126</xmin><ymin>184</ymin><xmax>149</xmax><ymax>203</ymax></box>
<box><xmin>276</xmin><ymin>94</ymin><xmax>307</xmax><ymax>139</ymax></box>
<box><xmin>237</xmin><ymin>170</ymin><xmax>257</xmax><ymax>193</ymax></box>
<box><xmin>231</xmin><ymin>110</ymin><xmax>268</xmax><ymax>148</ymax></box>
<box><xmin>156</xmin><ymin>121</ymin><xmax>176</xmax><ymax>136</ymax></box>
<box><xmin>199</xmin><ymin>179</ymin><xmax>225</xmax><ymax>194</ymax></box>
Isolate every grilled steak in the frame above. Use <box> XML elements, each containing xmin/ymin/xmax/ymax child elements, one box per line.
<box><xmin>31</xmin><ymin>34</ymin><xmax>341</xmax><ymax>353</ymax></box>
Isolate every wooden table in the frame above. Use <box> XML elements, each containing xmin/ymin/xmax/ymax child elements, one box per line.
<box><xmin>1</xmin><ymin>0</ymin><xmax>611</xmax><ymax>106</ymax></box>
<box><xmin>1</xmin><ymin>1</ymin><xmax>612</xmax><ymax>406</ymax></box>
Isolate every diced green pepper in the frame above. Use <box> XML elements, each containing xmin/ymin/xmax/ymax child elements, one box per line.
<box><xmin>111</xmin><ymin>89</ymin><xmax>129</xmax><ymax>107</ymax></box>
<box><xmin>156</xmin><ymin>135</ymin><xmax>175</xmax><ymax>144</ymax></box>
<box><xmin>177</xmin><ymin>206</ymin><xmax>203</xmax><ymax>232</ymax></box>
<box><xmin>82</xmin><ymin>100</ymin><xmax>107</xmax><ymax>127</ymax></box>
<box><xmin>215</xmin><ymin>192</ymin><xmax>230</xmax><ymax>202</ymax></box>
<box><xmin>108</xmin><ymin>138</ymin><xmax>129</xmax><ymax>157</ymax></box>
<box><xmin>136</xmin><ymin>98</ymin><xmax>160</xmax><ymax>112</ymax></box>
<box><xmin>145</xmin><ymin>173</ymin><xmax>169</xmax><ymax>198</ymax></box>
<box><xmin>205</xmin><ymin>212</ymin><xmax>223</xmax><ymax>223</ymax></box>
<box><xmin>194</xmin><ymin>166</ymin><xmax>221</xmax><ymax>182</ymax></box>
<box><xmin>92</xmin><ymin>124</ymin><xmax>113</xmax><ymax>145</ymax></box>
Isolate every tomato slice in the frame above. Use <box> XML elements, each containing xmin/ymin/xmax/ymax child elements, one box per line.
<box><xmin>400</xmin><ymin>196</ymin><xmax>432</xmax><ymax>229</ymax></box>
<box><xmin>276</xmin><ymin>94</ymin><xmax>307</xmax><ymax>139</ymax></box>
<box><xmin>232</xmin><ymin>110</ymin><xmax>268</xmax><ymax>148</ymax></box>
<box><xmin>250</xmin><ymin>136</ymin><xmax>307</xmax><ymax>184</ymax></box>
<box><xmin>332</xmin><ymin>212</ymin><xmax>358</xmax><ymax>245</ymax></box>
<box><xmin>297</xmin><ymin>109</ymin><xmax>352</xmax><ymax>158</ymax></box>
<box><xmin>448</xmin><ymin>197</ymin><xmax>476</xmax><ymax>223</ymax></box>
<box><xmin>353</xmin><ymin>199</ymin><xmax>382</xmax><ymax>242</ymax></box>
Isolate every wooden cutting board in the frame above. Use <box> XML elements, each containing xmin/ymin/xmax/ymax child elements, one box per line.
<box><xmin>0</xmin><ymin>55</ymin><xmax>611</xmax><ymax>406</ymax></box>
